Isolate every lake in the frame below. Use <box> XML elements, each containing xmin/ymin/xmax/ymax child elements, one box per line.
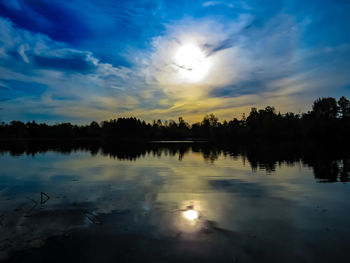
<box><xmin>1</xmin><ymin>142</ymin><xmax>350</xmax><ymax>262</ymax></box>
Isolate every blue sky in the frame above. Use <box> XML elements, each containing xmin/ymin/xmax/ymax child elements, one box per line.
<box><xmin>0</xmin><ymin>0</ymin><xmax>349</xmax><ymax>123</ymax></box>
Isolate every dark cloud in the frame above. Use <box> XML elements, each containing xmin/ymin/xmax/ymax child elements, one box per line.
<box><xmin>0</xmin><ymin>0</ymin><xmax>350</xmax><ymax>122</ymax></box>
<box><xmin>204</xmin><ymin>36</ymin><xmax>239</xmax><ymax>56</ymax></box>
<box><xmin>32</xmin><ymin>53</ymin><xmax>97</xmax><ymax>73</ymax></box>
<box><xmin>1</xmin><ymin>48</ymin><xmax>97</xmax><ymax>75</ymax></box>
<box><xmin>0</xmin><ymin>0</ymin><xmax>91</xmax><ymax>43</ymax></box>
<box><xmin>0</xmin><ymin>18</ymin><xmax>99</xmax><ymax>74</ymax></box>
<box><xmin>210</xmin><ymin>81</ymin><xmax>265</xmax><ymax>98</ymax></box>
<box><xmin>0</xmin><ymin>85</ymin><xmax>9</xmax><ymax>91</ymax></box>
<box><xmin>209</xmin><ymin>69</ymin><xmax>291</xmax><ymax>98</ymax></box>
<box><xmin>203</xmin><ymin>21</ymin><xmax>254</xmax><ymax>56</ymax></box>
<box><xmin>0</xmin><ymin>80</ymin><xmax>47</xmax><ymax>98</ymax></box>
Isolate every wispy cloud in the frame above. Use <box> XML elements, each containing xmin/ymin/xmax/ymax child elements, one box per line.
<box><xmin>203</xmin><ymin>1</ymin><xmax>234</xmax><ymax>8</ymax></box>
<box><xmin>0</xmin><ymin>17</ymin><xmax>151</xmax><ymax>122</ymax></box>
<box><xmin>0</xmin><ymin>0</ymin><xmax>350</xmax><ymax>123</ymax></box>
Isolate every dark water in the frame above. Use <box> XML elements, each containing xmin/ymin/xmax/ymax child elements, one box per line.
<box><xmin>1</xmin><ymin>142</ymin><xmax>350</xmax><ymax>262</ymax></box>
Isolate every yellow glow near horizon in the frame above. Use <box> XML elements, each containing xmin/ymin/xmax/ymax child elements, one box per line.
<box><xmin>174</xmin><ymin>43</ymin><xmax>210</xmax><ymax>82</ymax></box>
<box><xmin>183</xmin><ymin>209</ymin><xmax>198</xmax><ymax>221</ymax></box>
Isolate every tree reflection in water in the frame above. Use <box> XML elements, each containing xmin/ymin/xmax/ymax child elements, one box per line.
<box><xmin>1</xmin><ymin>140</ymin><xmax>349</xmax><ymax>182</ymax></box>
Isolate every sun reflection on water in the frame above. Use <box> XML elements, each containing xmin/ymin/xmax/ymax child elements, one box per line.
<box><xmin>175</xmin><ymin>203</ymin><xmax>203</xmax><ymax>233</ymax></box>
<box><xmin>183</xmin><ymin>209</ymin><xmax>198</xmax><ymax>221</ymax></box>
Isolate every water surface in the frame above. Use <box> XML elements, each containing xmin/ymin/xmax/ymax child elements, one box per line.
<box><xmin>1</xmin><ymin>143</ymin><xmax>350</xmax><ymax>262</ymax></box>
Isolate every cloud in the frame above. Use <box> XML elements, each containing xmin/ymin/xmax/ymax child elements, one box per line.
<box><xmin>139</xmin><ymin>11</ymin><xmax>350</xmax><ymax>120</ymax></box>
<box><xmin>0</xmin><ymin>0</ymin><xmax>350</xmax><ymax>123</ymax></box>
<box><xmin>0</xmin><ymin>0</ymin><xmax>91</xmax><ymax>43</ymax></box>
<box><xmin>203</xmin><ymin>1</ymin><xmax>234</xmax><ymax>8</ymax></box>
<box><xmin>143</xmin><ymin>14</ymin><xmax>297</xmax><ymax>100</ymax></box>
<box><xmin>32</xmin><ymin>53</ymin><xmax>97</xmax><ymax>72</ymax></box>
<box><xmin>0</xmin><ymin>0</ymin><xmax>22</xmax><ymax>11</ymax></box>
<box><xmin>0</xmin><ymin>18</ymin><xmax>98</xmax><ymax>72</ymax></box>
<box><xmin>0</xmin><ymin>17</ymin><xmax>151</xmax><ymax>122</ymax></box>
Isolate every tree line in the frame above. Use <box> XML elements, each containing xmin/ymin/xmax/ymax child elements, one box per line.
<box><xmin>1</xmin><ymin>96</ymin><xmax>350</xmax><ymax>142</ymax></box>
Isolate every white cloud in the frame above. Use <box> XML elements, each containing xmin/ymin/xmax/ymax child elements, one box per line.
<box><xmin>0</xmin><ymin>17</ymin><xmax>149</xmax><ymax>122</ymax></box>
<box><xmin>1</xmin><ymin>12</ymin><xmax>350</xmax><ymax>123</ymax></box>
<box><xmin>202</xmin><ymin>1</ymin><xmax>234</xmax><ymax>8</ymax></box>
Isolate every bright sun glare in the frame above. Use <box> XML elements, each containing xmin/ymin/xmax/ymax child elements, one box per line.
<box><xmin>183</xmin><ymin>209</ymin><xmax>198</xmax><ymax>221</ymax></box>
<box><xmin>174</xmin><ymin>43</ymin><xmax>210</xmax><ymax>82</ymax></box>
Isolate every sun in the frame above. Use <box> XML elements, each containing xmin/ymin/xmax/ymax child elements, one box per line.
<box><xmin>173</xmin><ymin>43</ymin><xmax>210</xmax><ymax>82</ymax></box>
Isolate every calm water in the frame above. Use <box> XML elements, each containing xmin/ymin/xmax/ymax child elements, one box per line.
<box><xmin>1</xmin><ymin>143</ymin><xmax>350</xmax><ymax>262</ymax></box>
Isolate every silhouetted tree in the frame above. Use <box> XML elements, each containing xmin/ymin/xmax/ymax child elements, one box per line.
<box><xmin>202</xmin><ymin>113</ymin><xmax>219</xmax><ymax>127</ymax></box>
<box><xmin>338</xmin><ymin>96</ymin><xmax>350</xmax><ymax>119</ymax></box>
<box><xmin>1</xmin><ymin>96</ymin><xmax>350</xmax><ymax>143</ymax></box>
<box><xmin>312</xmin><ymin>97</ymin><xmax>338</xmax><ymax>119</ymax></box>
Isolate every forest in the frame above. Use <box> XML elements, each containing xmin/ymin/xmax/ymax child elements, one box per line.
<box><xmin>1</xmin><ymin>96</ymin><xmax>350</xmax><ymax>143</ymax></box>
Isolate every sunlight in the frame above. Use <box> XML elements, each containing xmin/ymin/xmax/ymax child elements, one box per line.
<box><xmin>183</xmin><ymin>209</ymin><xmax>198</xmax><ymax>221</ymax></box>
<box><xmin>174</xmin><ymin>43</ymin><xmax>210</xmax><ymax>82</ymax></box>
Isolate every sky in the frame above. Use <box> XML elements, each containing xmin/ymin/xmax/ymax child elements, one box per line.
<box><xmin>0</xmin><ymin>0</ymin><xmax>349</xmax><ymax>123</ymax></box>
